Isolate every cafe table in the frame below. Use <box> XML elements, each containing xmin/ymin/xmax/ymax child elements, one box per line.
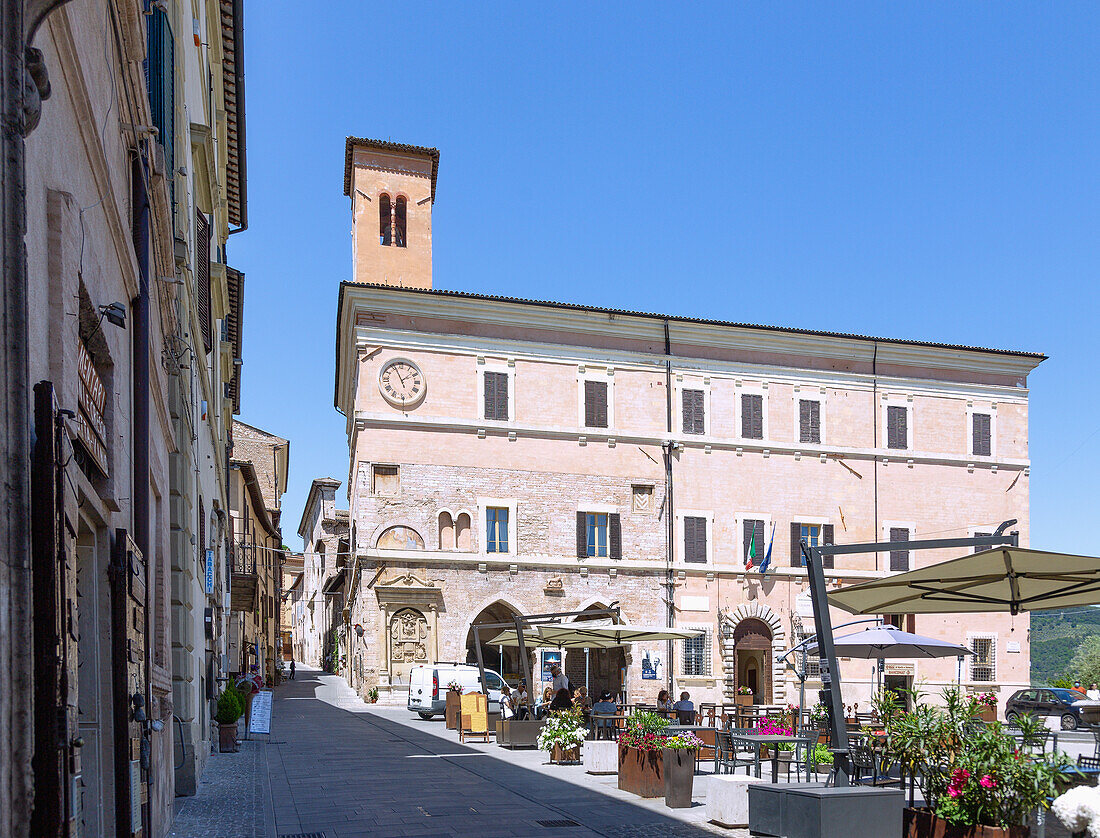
<box><xmin>738</xmin><ymin>733</ymin><xmax>801</xmax><ymax>783</ymax></box>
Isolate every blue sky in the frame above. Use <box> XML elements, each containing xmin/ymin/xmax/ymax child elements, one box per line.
<box><xmin>231</xmin><ymin>2</ymin><xmax>1098</xmax><ymax>554</ymax></box>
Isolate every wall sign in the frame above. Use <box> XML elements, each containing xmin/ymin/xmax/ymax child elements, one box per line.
<box><xmin>75</xmin><ymin>340</ymin><xmax>109</xmax><ymax>475</ymax></box>
<box><xmin>205</xmin><ymin>549</ymin><xmax>214</xmax><ymax>594</ymax></box>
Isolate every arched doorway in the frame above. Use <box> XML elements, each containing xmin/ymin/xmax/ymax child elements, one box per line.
<box><xmin>734</xmin><ymin>617</ymin><xmax>773</xmax><ymax>704</ymax></box>
<box><xmin>564</xmin><ymin>604</ymin><xmax>627</xmax><ymax>700</ymax></box>
<box><xmin>466</xmin><ymin>602</ymin><xmax>523</xmax><ymax>683</ymax></box>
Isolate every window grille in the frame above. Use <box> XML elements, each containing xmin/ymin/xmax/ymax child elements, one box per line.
<box><xmin>969</xmin><ymin>636</ymin><xmax>996</xmax><ymax>682</ymax></box>
<box><xmin>682</xmin><ymin>627</ymin><xmax>711</xmax><ymax>677</ymax></box>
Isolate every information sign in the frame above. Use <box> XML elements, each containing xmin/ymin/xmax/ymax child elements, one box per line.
<box><xmin>249</xmin><ymin>690</ymin><xmax>272</xmax><ymax>735</ymax></box>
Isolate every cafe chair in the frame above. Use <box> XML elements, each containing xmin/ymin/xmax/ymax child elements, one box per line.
<box><xmin>850</xmin><ymin>744</ymin><xmax>902</xmax><ymax>788</ymax></box>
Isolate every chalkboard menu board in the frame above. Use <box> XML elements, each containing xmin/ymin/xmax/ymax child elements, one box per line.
<box><xmin>249</xmin><ymin>690</ymin><xmax>272</xmax><ymax>735</ymax></box>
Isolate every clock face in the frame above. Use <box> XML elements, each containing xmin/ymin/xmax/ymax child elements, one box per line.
<box><xmin>378</xmin><ymin>358</ymin><xmax>425</xmax><ymax>407</ymax></box>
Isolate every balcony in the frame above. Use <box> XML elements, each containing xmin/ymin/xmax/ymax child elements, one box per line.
<box><xmin>230</xmin><ymin>544</ymin><xmax>258</xmax><ymax>612</ymax></box>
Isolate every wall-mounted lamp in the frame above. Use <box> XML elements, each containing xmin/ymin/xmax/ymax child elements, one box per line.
<box><xmin>98</xmin><ymin>302</ymin><xmax>127</xmax><ymax>329</ymax></box>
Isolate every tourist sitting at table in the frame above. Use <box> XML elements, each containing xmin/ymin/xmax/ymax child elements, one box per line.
<box><xmin>590</xmin><ymin>691</ymin><xmax>619</xmax><ymax>738</ymax></box>
<box><xmin>573</xmin><ymin>686</ymin><xmax>592</xmax><ymax>711</ymax></box>
<box><xmin>513</xmin><ymin>680</ymin><xmax>530</xmax><ymax>719</ymax></box>
<box><xmin>549</xmin><ymin>688</ymin><xmax>573</xmax><ymax>712</ymax></box>
<box><xmin>500</xmin><ymin>685</ymin><xmax>515</xmax><ymax>720</ymax></box>
<box><xmin>672</xmin><ymin>691</ymin><xmax>695</xmax><ymax>724</ymax></box>
<box><xmin>536</xmin><ymin>686</ymin><xmax>555</xmax><ymax>719</ymax></box>
<box><xmin>656</xmin><ymin>689</ymin><xmax>673</xmax><ymax>714</ymax></box>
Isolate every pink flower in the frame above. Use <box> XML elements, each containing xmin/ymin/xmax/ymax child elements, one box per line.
<box><xmin>948</xmin><ymin>787</ymin><xmax>961</xmax><ymax>798</ymax></box>
<box><xmin>980</xmin><ymin>775</ymin><xmax>996</xmax><ymax>789</ymax></box>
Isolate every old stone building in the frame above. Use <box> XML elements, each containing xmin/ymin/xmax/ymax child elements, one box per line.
<box><xmin>297</xmin><ymin>477</ymin><xmax>350</xmax><ymax>671</ymax></box>
<box><xmin>325</xmin><ymin>137</ymin><xmax>1043</xmax><ymax>713</ymax></box>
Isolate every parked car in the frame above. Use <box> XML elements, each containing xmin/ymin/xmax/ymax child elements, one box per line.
<box><xmin>1004</xmin><ymin>687</ymin><xmax>1089</xmax><ymax>730</ymax></box>
<box><xmin>407</xmin><ymin>663</ymin><xmax>507</xmax><ymax>720</ymax></box>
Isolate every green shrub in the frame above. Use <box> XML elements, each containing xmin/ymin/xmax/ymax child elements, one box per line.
<box><xmin>215</xmin><ymin>687</ymin><xmax>243</xmax><ymax>725</ymax></box>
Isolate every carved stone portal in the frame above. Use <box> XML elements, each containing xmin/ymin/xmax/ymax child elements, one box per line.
<box><xmin>390</xmin><ymin>608</ymin><xmax>429</xmax><ymax>683</ymax></box>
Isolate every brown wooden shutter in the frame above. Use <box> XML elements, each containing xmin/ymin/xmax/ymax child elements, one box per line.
<box><xmin>196</xmin><ymin>209</ymin><xmax>211</xmax><ymax>352</ymax></box>
<box><xmin>609</xmin><ymin>513</ymin><xmax>621</xmax><ymax>559</ymax></box>
<box><xmin>742</xmin><ymin>394</ymin><xmax>763</xmax><ymax>439</ymax></box>
<box><xmin>822</xmin><ymin>524</ymin><xmax>834</xmax><ymax>569</ymax></box>
<box><xmin>791</xmin><ymin>522</ymin><xmax>802</xmax><ymax>566</ymax></box>
<box><xmin>743</xmin><ymin>519</ymin><xmax>764</xmax><ymax>563</ymax></box>
<box><xmin>973</xmin><ymin>413</ymin><xmax>991</xmax><ymax>456</ymax></box>
<box><xmin>683</xmin><ymin>389</ymin><xmax>704</xmax><ymax>434</ymax></box>
<box><xmin>889</xmin><ymin>527</ymin><xmax>909</xmax><ymax>572</ymax></box>
<box><xmin>576</xmin><ymin>512</ymin><xmax>588</xmax><ymax>558</ymax></box>
<box><xmin>684</xmin><ymin>516</ymin><xmax>707</xmax><ymax>563</ymax></box>
<box><xmin>497</xmin><ymin>373</ymin><xmax>509</xmax><ymax>420</ymax></box>
<box><xmin>485</xmin><ymin>372</ymin><xmax>508</xmax><ymax>420</ymax></box>
<box><xmin>887</xmin><ymin>406</ymin><xmax>907</xmax><ymax>449</ymax></box>
<box><xmin>800</xmin><ymin>400</ymin><xmax>820</xmax><ymax>444</ymax></box>
<box><xmin>484</xmin><ymin>372</ymin><xmax>496</xmax><ymax>419</ymax></box>
<box><xmin>585</xmin><ymin>380</ymin><xmax>607</xmax><ymax>428</ymax></box>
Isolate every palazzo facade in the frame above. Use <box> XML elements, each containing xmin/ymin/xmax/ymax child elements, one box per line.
<box><xmin>319</xmin><ymin>138</ymin><xmax>1043</xmax><ymax>712</ymax></box>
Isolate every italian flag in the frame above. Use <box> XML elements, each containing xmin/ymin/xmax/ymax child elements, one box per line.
<box><xmin>746</xmin><ymin>530</ymin><xmax>757</xmax><ymax>570</ymax></box>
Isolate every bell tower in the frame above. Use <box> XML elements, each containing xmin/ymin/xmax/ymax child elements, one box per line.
<box><xmin>344</xmin><ymin>137</ymin><xmax>438</xmax><ymax>289</ymax></box>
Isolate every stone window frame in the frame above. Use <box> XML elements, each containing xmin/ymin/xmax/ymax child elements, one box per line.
<box><xmin>674</xmin><ymin>372</ymin><xmax>711</xmax><ymax>437</ymax></box>
<box><xmin>793</xmin><ymin>384</ymin><xmax>828</xmax><ymax>446</ymax></box>
<box><xmin>371</xmin><ymin>462</ymin><xmax>400</xmax><ymax>496</ymax></box>
<box><xmin>680</xmin><ymin>623</ymin><xmax>713</xmax><ymax>679</ymax></box>
<box><xmin>576</xmin><ymin>364</ymin><xmax>615</xmax><ymax>431</ymax></box>
<box><xmin>631</xmin><ymin>483</ymin><xmax>656</xmax><ymax>515</ymax></box>
<box><xmin>734</xmin><ymin>380</ymin><xmax>769</xmax><ymax>442</ymax></box>
<box><xmin>966</xmin><ymin>399</ymin><xmax>997</xmax><ymax>459</ymax></box>
<box><xmin>966</xmin><ymin>632</ymin><xmax>997</xmax><ymax>684</ymax></box>
<box><xmin>476</xmin><ymin>356</ymin><xmax>516</xmax><ymax>422</ymax></box>
<box><xmin>477</xmin><ymin>497</ymin><xmax>517</xmax><ymax>557</ymax></box>
<box><xmin>578</xmin><ymin>501</ymin><xmax>618</xmax><ymax>560</ymax></box>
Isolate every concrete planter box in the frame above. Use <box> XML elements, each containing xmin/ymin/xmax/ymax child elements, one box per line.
<box><xmin>706</xmin><ymin>775</ymin><xmax>766</xmax><ymax>828</ymax></box>
<box><xmin>584</xmin><ymin>740</ymin><xmax>618</xmax><ymax>774</ymax></box>
<box><xmin>618</xmin><ymin>745</ymin><xmax>664</xmax><ymax>798</ymax></box>
<box><xmin>495</xmin><ymin>719</ymin><xmax>545</xmax><ymax>749</ymax></box>
<box><xmin>662</xmin><ymin>748</ymin><xmax>696</xmax><ymax>809</ymax></box>
<box><xmin>749</xmin><ymin>783</ymin><xmax>903</xmax><ymax>838</ymax></box>
<box><xmin>904</xmin><ymin>807</ymin><xmax>1029</xmax><ymax>838</ymax></box>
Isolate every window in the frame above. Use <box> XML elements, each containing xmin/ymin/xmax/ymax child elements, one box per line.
<box><xmin>790</xmin><ymin>522</ymin><xmax>834</xmax><ymax>568</ymax></box>
<box><xmin>196</xmin><ymin>209</ymin><xmax>211</xmax><ymax>352</ymax></box>
<box><xmin>484</xmin><ymin>371</ymin><xmax>509</xmax><ymax>421</ymax></box>
<box><xmin>486</xmin><ymin>507</ymin><xmax>509</xmax><ymax>553</ymax></box>
<box><xmin>484</xmin><ymin>671</ymin><xmax>503</xmax><ymax>690</ymax></box>
<box><xmin>379</xmin><ymin>194</ymin><xmax>392</xmax><ymax>246</ymax></box>
<box><xmin>684</xmin><ymin>516</ymin><xmax>708</xmax><ymax>563</ymax></box>
<box><xmin>631</xmin><ymin>485</ymin><xmax>654</xmax><ymax>514</ymax></box>
<box><xmin>682</xmin><ymin>388</ymin><xmax>705</xmax><ymax>435</ymax></box>
<box><xmin>438</xmin><ymin>511</ymin><xmax>455</xmax><ymax>550</ymax></box>
<box><xmin>394</xmin><ymin>196</ymin><xmax>407</xmax><ymax>248</ymax></box>
<box><xmin>682</xmin><ymin>627</ymin><xmax>712</xmax><ymax>677</ymax></box>
<box><xmin>972</xmin><ymin>413</ymin><xmax>992</xmax><ymax>456</ymax></box>
<box><xmin>969</xmin><ymin>636</ymin><xmax>996</xmax><ymax>682</ymax></box>
<box><xmin>741</xmin><ymin>393</ymin><xmax>763</xmax><ymax>439</ymax></box>
<box><xmin>884</xmin><ymin>614</ymin><xmax>916</xmax><ymax>633</ymax></box>
<box><xmin>799</xmin><ymin>399</ymin><xmax>821</xmax><ymax>444</ymax></box>
<box><xmin>743</xmin><ymin>519</ymin><xmax>764</xmax><ymax>567</ymax></box>
<box><xmin>372</xmin><ymin>464</ymin><xmax>399</xmax><ymax>495</ymax></box>
<box><xmin>889</xmin><ymin>527</ymin><xmax>910</xmax><ymax>572</ymax></box>
<box><xmin>576</xmin><ymin>511</ymin><xmax>621</xmax><ymax>559</ymax></box>
<box><xmin>456</xmin><ymin>512</ymin><xmax>472</xmax><ymax>551</ymax></box>
<box><xmin>146</xmin><ymin>6</ymin><xmax>175</xmax><ymax>209</ymax></box>
<box><xmin>584</xmin><ymin>380</ymin><xmax>608</xmax><ymax>428</ymax></box>
<box><xmin>887</xmin><ymin>405</ymin><xmax>908</xmax><ymax>450</ymax></box>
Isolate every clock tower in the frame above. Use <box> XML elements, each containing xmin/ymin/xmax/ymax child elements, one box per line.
<box><xmin>344</xmin><ymin>137</ymin><xmax>438</xmax><ymax>289</ymax></box>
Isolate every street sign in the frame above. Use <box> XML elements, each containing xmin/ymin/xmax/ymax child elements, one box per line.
<box><xmin>205</xmin><ymin>549</ymin><xmax>214</xmax><ymax>595</ymax></box>
<box><xmin>249</xmin><ymin>690</ymin><xmax>272</xmax><ymax>735</ymax></box>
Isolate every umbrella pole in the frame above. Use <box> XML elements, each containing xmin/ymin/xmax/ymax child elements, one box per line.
<box><xmin>585</xmin><ymin>648</ymin><xmax>589</xmax><ymax>695</ymax></box>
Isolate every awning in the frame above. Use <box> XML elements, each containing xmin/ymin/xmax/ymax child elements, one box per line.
<box><xmin>829</xmin><ymin>547</ymin><xmax>1100</xmax><ymax>615</ymax></box>
<box><xmin>804</xmin><ymin>625</ymin><xmax>972</xmax><ymax>659</ymax></box>
<box><xmin>486</xmin><ymin>622</ymin><xmax>703</xmax><ymax>649</ymax></box>
<box><xmin>321</xmin><ymin>569</ymin><xmax>346</xmax><ymax>594</ymax></box>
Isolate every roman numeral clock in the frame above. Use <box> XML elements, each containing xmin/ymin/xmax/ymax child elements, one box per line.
<box><xmin>379</xmin><ymin>358</ymin><xmax>426</xmax><ymax>408</ymax></box>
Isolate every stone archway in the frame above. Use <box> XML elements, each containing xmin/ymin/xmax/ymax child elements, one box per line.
<box><xmin>466</xmin><ymin>601</ymin><xmax>524</xmax><ymax>682</ymax></box>
<box><xmin>721</xmin><ymin>603</ymin><xmax>786</xmax><ymax>703</ymax></box>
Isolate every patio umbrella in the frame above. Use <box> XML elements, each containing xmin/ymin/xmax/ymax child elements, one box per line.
<box><xmin>828</xmin><ymin>547</ymin><xmax>1100</xmax><ymax>615</ymax></box>
<box><xmin>486</xmin><ymin>623</ymin><xmax>702</xmax><ymax>649</ymax></box>
<box><xmin>804</xmin><ymin>625</ymin><xmax>973</xmax><ymax>659</ymax></box>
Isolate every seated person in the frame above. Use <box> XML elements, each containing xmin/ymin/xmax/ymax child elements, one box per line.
<box><xmin>499</xmin><ymin>685</ymin><xmax>515</xmax><ymax>719</ymax></box>
<box><xmin>573</xmin><ymin>686</ymin><xmax>592</xmax><ymax>712</ymax></box>
<box><xmin>513</xmin><ymin>681</ymin><xmax>529</xmax><ymax>719</ymax></box>
<box><xmin>672</xmin><ymin>691</ymin><xmax>695</xmax><ymax>723</ymax></box>
<box><xmin>655</xmin><ymin>689</ymin><xmax>673</xmax><ymax>714</ymax></box>
<box><xmin>536</xmin><ymin>686</ymin><xmax>555</xmax><ymax>719</ymax></box>
<box><xmin>590</xmin><ymin>691</ymin><xmax>619</xmax><ymax>735</ymax></box>
<box><xmin>549</xmin><ymin>688</ymin><xmax>573</xmax><ymax>711</ymax></box>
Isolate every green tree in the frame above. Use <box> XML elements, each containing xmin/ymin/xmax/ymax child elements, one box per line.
<box><xmin>1070</xmin><ymin>635</ymin><xmax>1100</xmax><ymax>686</ymax></box>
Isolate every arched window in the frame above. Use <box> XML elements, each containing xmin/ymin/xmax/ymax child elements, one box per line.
<box><xmin>379</xmin><ymin>194</ymin><xmax>392</xmax><ymax>246</ymax></box>
<box><xmin>438</xmin><ymin>512</ymin><xmax>455</xmax><ymax>551</ymax></box>
<box><xmin>394</xmin><ymin>196</ymin><xmax>407</xmax><ymax>247</ymax></box>
<box><xmin>455</xmin><ymin>513</ymin><xmax>472</xmax><ymax>552</ymax></box>
<box><xmin>377</xmin><ymin>526</ymin><xmax>425</xmax><ymax>551</ymax></box>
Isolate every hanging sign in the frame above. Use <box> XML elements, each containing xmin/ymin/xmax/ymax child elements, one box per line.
<box><xmin>205</xmin><ymin>549</ymin><xmax>215</xmax><ymax>594</ymax></box>
<box><xmin>75</xmin><ymin>340</ymin><xmax>110</xmax><ymax>475</ymax></box>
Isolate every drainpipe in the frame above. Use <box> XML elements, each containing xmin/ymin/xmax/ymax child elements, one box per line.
<box><xmin>872</xmin><ymin>343</ymin><xmax>879</xmax><ymax>572</ymax></box>
<box><xmin>663</xmin><ymin>320</ymin><xmax>674</xmax><ymax>695</ymax></box>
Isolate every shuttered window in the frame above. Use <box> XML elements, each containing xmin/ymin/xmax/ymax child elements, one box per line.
<box><xmin>196</xmin><ymin>209</ymin><xmax>211</xmax><ymax>352</ymax></box>
<box><xmin>682</xmin><ymin>389</ymin><xmax>705</xmax><ymax>435</ymax></box>
<box><xmin>889</xmin><ymin>527</ymin><xmax>910</xmax><ymax>572</ymax></box>
<box><xmin>886</xmin><ymin>406</ymin><xmax>908</xmax><ymax>449</ymax></box>
<box><xmin>576</xmin><ymin>511</ymin><xmax>622</xmax><ymax>559</ymax></box>
<box><xmin>972</xmin><ymin>413</ymin><xmax>991</xmax><ymax>456</ymax></box>
<box><xmin>682</xmin><ymin>627</ymin><xmax>711</xmax><ymax>677</ymax></box>
<box><xmin>743</xmin><ymin>519</ymin><xmax>764</xmax><ymax>566</ymax></box>
<box><xmin>791</xmin><ymin>522</ymin><xmax>833</xmax><ymax>568</ymax></box>
<box><xmin>484</xmin><ymin>371</ymin><xmax>509</xmax><ymax>420</ymax></box>
<box><xmin>684</xmin><ymin>516</ymin><xmax>707</xmax><ymax>563</ymax></box>
<box><xmin>799</xmin><ymin>399</ymin><xmax>821</xmax><ymax>444</ymax></box>
<box><xmin>584</xmin><ymin>380</ymin><xmax>608</xmax><ymax>428</ymax></box>
<box><xmin>741</xmin><ymin>393</ymin><xmax>763</xmax><ymax>439</ymax></box>
<box><xmin>146</xmin><ymin>8</ymin><xmax>175</xmax><ymax>213</ymax></box>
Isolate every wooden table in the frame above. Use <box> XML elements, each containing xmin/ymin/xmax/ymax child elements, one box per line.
<box><xmin>738</xmin><ymin>733</ymin><xmax>800</xmax><ymax>783</ymax></box>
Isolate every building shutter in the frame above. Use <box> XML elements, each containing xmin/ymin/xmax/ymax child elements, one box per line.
<box><xmin>791</xmin><ymin>522</ymin><xmax>802</xmax><ymax>566</ymax></box>
<box><xmin>743</xmin><ymin>519</ymin><xmax>764</xmax><ymax>564</ymax></box>
<box><xmin>973</xmin><ymin>413</ymin><xmax>991</xmax><ymax>456</ymax></box>
<box><xmin>576</xmin><ymin>512</ymin><xmax>588</xmax><ymax>558</ymax></box>
<box><xmin>800</xmin><ymin>400</ymin><xmax>820</xmax><ymax>444</ymax></box>
<box><xmin>609</xmin><ymin>513</ymin><xmax>622</xmax><ymax>559</ymax></box>
<box><xmin>584</xmin><ymin>380</ymin><xmax>608</xmax><ymax>428</ymax></box>
<box><xmin>485</xmin><ymin>371</ymin><xmax>508</xmax><ymax>420</ymax></box>
<box><xmin>822</xmin><ymin>524</ymin><xmax>834</xmax><ymax>569</ymax></box>
<box><xmin>889</xmin><ymin>527</ymin><xmax>910</xmax><ymax>572</ymax></box>
<box><xmin>684</xmin><ymin>516</ymin><xmax>707</xmax><ymax>563</ymax></box>
<box><xmin>742</xmin><ymin>394</ymin><xmax>763</xmax><ymax>439</ymax></box>
<box><xmin>682</xmin><ymin>389</ymin><xmax>704</xmax><ymax>434</ymax></box>
<box><xmin>887</xmin><ymin>406</ymin><xmax>907</xmax><ymax>449</ymax></box>
<box><xmin>196</xmin><ymin>209</ymin><xmax>211</xmax><ymax>352</ymax></box>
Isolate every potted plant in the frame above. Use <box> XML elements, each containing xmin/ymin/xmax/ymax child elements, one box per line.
<box><xmin>663</xmin><ymin>732</ymin><xmax>705</xmax><ymax>808</ymax></box>
<box><xmin>735</xmin><ymin>685</ymin><xmax>754</xmax><ymax>707</ymax></box>
<box><xmin>367</xmin><ymin>687</ymin><xmax>379</xmax><ymax>704</ymax></box>
<box><xmin>885</xmin><ymin>688</ymin><xmax>1072</xmax><ymax>837</ymax></box>
<box><xmin>975</xmin><ymin>691</ymin><xmax>997</xmax><ymax>723</ymax></box>
<box><xmin>537</xmin><ymin>707</ymin><xmax>587</xmax><ymax>764</ymax></box>
<box><xmin>619</xmin><ymin>711</ymin><xmax>671</xmax><ymax>797</ymax></box>
<box><xmin>215</xmin><ymin>686</ymin><xmax>244</xmax><ymax>753</ymax></box>
<box><xmin>808</xmin><ymin>701</ymin><xmax>831</xmax><ymax>743</ymax></box>
<box><xmin>445</xmin><ymin>680</ymin><xmax>463</xmax><ymax>729</ymax></box>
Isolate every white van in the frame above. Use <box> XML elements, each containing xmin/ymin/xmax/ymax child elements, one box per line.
<box><xmin>407</xmin><ymin>663</ymin><xmax>507</xmax><ymax>719</ymax></box>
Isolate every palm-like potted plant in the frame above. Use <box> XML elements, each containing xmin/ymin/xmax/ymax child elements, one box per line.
<box><xmin>537</xmin><ymin>707</ymin><xmax>586</xmax><ymax>764</ymax></box>
<box><xmin>215</xmin><ymin>686</ymin><xmax>244</xmax><ymax>752</ymax></box>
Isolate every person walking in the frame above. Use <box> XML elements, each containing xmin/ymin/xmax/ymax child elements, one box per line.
<box><xmin>290</xmin><ymin>660</ymin><xmax>296</xmax><ymax>681</ymax></box>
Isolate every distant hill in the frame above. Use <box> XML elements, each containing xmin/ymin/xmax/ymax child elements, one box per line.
<box><xmin>1030</xmin><ymin>607</ymin><xmax>1100</xmax><ymax>684</ymax></box>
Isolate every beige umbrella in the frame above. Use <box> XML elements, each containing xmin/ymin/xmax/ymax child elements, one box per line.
<box><xmin>487</xmin><ymin>623</ymin><xmax>702</xmax><ymax>649</ymax></box>
<box><xmin>829</xmin><ymin>547</ymin><xmax>1100</xmax><ymax>615</ymax></box>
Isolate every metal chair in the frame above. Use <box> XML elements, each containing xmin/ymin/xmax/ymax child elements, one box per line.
<box><xmin>1088</xmin><ymin>725</ymin><xmax>1100</xmax><ymax>759</ymax></box>
<box><xmin>677</xmin><ymin>708</ymin><xmax>697</xmax><ymax>725</ymax></box>
<box><xmin>850</xmin><ymin>744</ymin><xmax>902</xmax><ymax>788</ymax></box>
<box><xmin>784</xmin><ymin>735</ymin><xmax>816</xmax><ymax>783</ymax></box>
<box><xmin>727</xmin><ymin>734</ymin><xmax>762</xmax><ymax>778</ymax></box>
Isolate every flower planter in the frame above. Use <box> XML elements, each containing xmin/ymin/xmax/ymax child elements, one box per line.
<box><xmin>618</xmin><ymin>745</ymin><xmax>665</xmax><ymax>798</ymax></box>
<box><xmin>976</xmin><ymin>706</ymin><xmax>996</xmax><ymax>723</ymax></box>
<box><xmin>218</xmin><ymin>722</ymin><xmax>238</xmax><ymax>753</ymax></box>
<box><xmin>904</xmin><ymin>807</ymin><xmax>1029</xmax><ymax>838</ymax></box>
<box><xmin>445</xmin><ymin>690</ymin><xmax>462</xmax><ymax>729</ymax></box>
<box><xmin>663</xmin><ymin>748</ymin><xmax>697</xmax><ymax>808</ymax></box>
<box><xmin>735</xmin><ymin>695</ymin><xmax>754</xmax><ymax>707</ymax></box>
<box><xmin>550</xmin><ymin>744</ymin><xmax>580</xmax><ymax>765</ymax></box>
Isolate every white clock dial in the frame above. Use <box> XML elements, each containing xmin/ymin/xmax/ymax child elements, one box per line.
<box><xmin>378</xmin><ymin>358</ymin><xmax>426</xmax><ymax>407</ymax></box>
